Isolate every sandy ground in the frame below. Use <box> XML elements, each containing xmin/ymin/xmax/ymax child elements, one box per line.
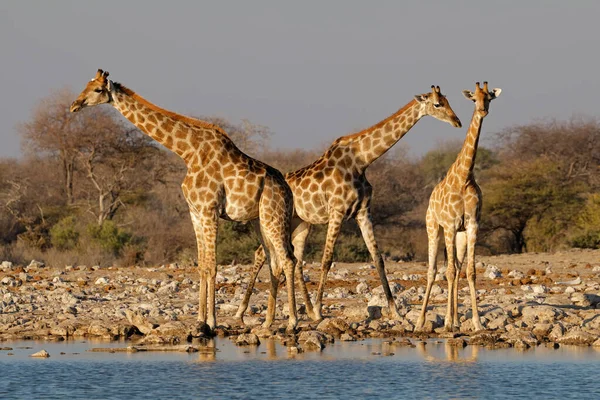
<box><xmin>0</xmin><ymin>248</ymin><xmax>599</xmax><ymax>349</ymax></box>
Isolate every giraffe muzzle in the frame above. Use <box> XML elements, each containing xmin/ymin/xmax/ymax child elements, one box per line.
<box><xmin>70</xmin><ymin>100</ymin><xmax>84</xmax><ymax>113</ymax></box>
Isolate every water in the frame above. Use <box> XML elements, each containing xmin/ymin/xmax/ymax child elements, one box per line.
<box><xmin>0</xmin><ymin>338</ymin><xmax>598</xmax><ymax>399</ymax></box>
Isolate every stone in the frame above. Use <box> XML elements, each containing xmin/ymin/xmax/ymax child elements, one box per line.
<box><xmin>235</xmin><ymin>333</ymin><xmax>260</xmax><ymax>346</ymax></box>
<box><xmin>316</xmin><ymin>318</ymin><xmax>350</xmax><ymax>336</ymax></box>
<box><xmin>356</xmin><ymin>282</ymin><xmax>369</xmax><ymax>295</ymax></box>
<box><xmin>508</xmin><ymin>270</ymin><xmax>525</xmax><ymax>279</ymax></box>
<box><xmin>0</xmin><ymin>261</ymin><xmax>13</xmax><ymax>271</ymax></box>
<box><xmin>556</xmin><ymin>327</ymin><xmax>597</xmax><ymax>346</ymax></box>
<box><xmin>484</xmin><ymin>265</ymin><xmax>502</xmax><ymax>279</ymax></box>
<box><xmin>152</xmin><ymin>321</ymin><xmax>188</xmax><ymax>337</ymax></box>
<box><xmin>340</xmin><ymin>333</ymin><xmax>356</xmax><ymax>341</ymax></box>
<box><xmin>367</xmin><ymin>306</ymin><xmax>382</xmax><ymax>320</ymax></box>
<box><xmin>30</xmin><ymin>349</ymin><xmax>50</xmax><ymax>358</ymax></box>
<box><xmin>469</xmin><ymin>333</ymin><xmax>499</xmax><ymax>346</ymax></box>
<box><xmin>95</xmin><ymin>277</ymin><xmax>110</xmax><ymax>285</ymax></box>
<box><xmin>521</xmin><ymin>305</ymin><xmax>565</xmax><ymax>323</ymax></box>
<box><xmin>298</xmin><ymin>330</ymin><xmax>333</xmax><ymax>351</ymax></box>
<box><xmin>501</xmin><ymin>328</ymin><xmax>539</xmax><ymax>347</ymax></box>
<box><xmin>487</xmin><ymin>316</ymin><xmax>509</xmax><ymax>330</ymax></box>
<box><xmin>125</xmin><ymin>310</ymin><xmax>157</xmax><ymax>335</ymax></box>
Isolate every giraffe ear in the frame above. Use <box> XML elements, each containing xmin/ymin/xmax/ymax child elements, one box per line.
<box><xmin>490</xmin><ymin>88</ymin><xmax>502</xmax><ymax>99</ymax></box>
<box><xmin>462</xmin><ymin>90</ymin><xmax>475</xmax><ymax>101</ymax></box>
<box><xmin>414</xmin><ymin>94</ymin><xmax>428</xmax><ymax>103</ymax></box>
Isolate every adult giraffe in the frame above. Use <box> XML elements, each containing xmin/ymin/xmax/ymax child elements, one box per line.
<box><xmin>70</xmin><ymin>69</ymin><xmax>298</xmax><ymax>333</ymax></box>
<box><xmin>237</xmin><ymin>86</ymin><xmax>462</xmax><ymax>322</ymax></box>
<box><xmin>416</xmin><ymin>82</ymin><xmax>501</xmax><ymax>332</ymax></box>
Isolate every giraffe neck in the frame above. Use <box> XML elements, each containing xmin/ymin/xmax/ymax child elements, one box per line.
<box><xmin>108</xmin><ymin>81</ymin><xmax>225</xmax><ymax>162</ymax></box>
<box><xmin>349</xmin><ymin>100</ymin><xmax>423</xmax><ymax>170</ymax></box>
<box><xmin>452</xmin><ymin>110</ymin><xmax>485</xmax><ymax>182</ymax></box>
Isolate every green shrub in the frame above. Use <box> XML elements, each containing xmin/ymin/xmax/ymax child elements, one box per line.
<box><xmin>87</xmin><ymin>221</ymin><xmax>132</xmax><ymax>256</ymax></box>
<box><xmin>50</xmin><ymin>216</ymin><xmax>80</xmax><ymax>250</ymax></box>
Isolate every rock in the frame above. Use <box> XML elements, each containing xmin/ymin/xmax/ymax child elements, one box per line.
<box><xmin>27</xmin><ymin>260</ymin><xmax>45</xmax><ymax>270</ymax></box>
<box><xmin>95</xmin><ymin>277</ymin><xmax>110</xmax><ymax>285</ymax></box>
<box><xmin>532</xmin><ymin>323</ymin><xmax>553</xmax><ymax>338</ymax></box>
<box><xmin>218</xmin><ymin>304</ymin><xmax>239</xmax><ymax>314</ymax></box>
<box><xmin>557</xmin><ymin>277</ymin><xmax>582</xmax><ymax>285</ymax></box>
<box><xmin>152</xmin><ymin>321</ymin><xmax>188</xmax><ymax>337</ymax></box>
<box><xmin>30</xmin><ymin>349</ymin><xmax>50</xmax><ymax>358</ymax></box>
<box><xmin>367</xmin><ymin>306</ymin><xmax>382</xmax><ymax>320</ymax></box>
<box><xmin>502</xmin><ymin>328</ymin><xmax>539</xmax><ymax>347</ymax></box>
<box><xmin>508</xmin><ymin>270</ymin><xmax>525</xmax><ymax>279</ymax></box>
<box><xmin>0</xmin><ymin>261</ymin><xmax>13</xmax><ymax>271</ymax></box>
<box><xmin>340</xmin><ymin>333</ymin><xmax>356</xmax><ymax>341</ymax></box>
<box><xmin>487</xmin><ymin>316</ymin><xmax>509</xmax><ymax>330</ymax></box>
<box><xmin>368</xmin><ymin>294</ymin><xmax>388</xmax><ymax>308</ymax></box>
<box><xmin>316</xmin><ymin>318</ymin><xmax>350</xmax><ymax>336</ymax></box>
<box><xmin>593</xmin><ymin>338</ymin><xmax>600</xmax><ymax>347</ymax></box>
<box><xmin>298</xmin><ymin>330</ymin><xmax>333</xmax><ymax>351</ymax></box>
<box><xmin>88</xmin><ymin>323</ymin><xmax>114</xmax><ymax>338</ymax></box>
<box><xmin>521</xmin><ymin>305</ymin><xmax>565</xmax><ymax>323</ymax></box>
<box><xmin>125</xmin><ymin>310</ymin><xmax>157</xmax><ymax>335</ymax></box>
<box><xmin>356</xmin><ymin>282</ymin><xmax>369</xmax><ymax>295</ymax></box>
<box><xmin>531</xmin><ymin>285</ymin><xmax>547</xmax><ymax>294</ymax></box>
<box><xmin>548</xmin><ymin>323</ymin><xmax>565</xmax><ymax>342</ymax></box>
<box><xmin>235</xmin><ymin>333</ymin><xmax>260</xmax><ymax>346</ymax></box>
<box><xmin>469</xmin><ymin>333</ymin><xmax>499</xmax><ymax>346</ymax></box>
<box><xmin>556</xmin><ymin>327</ymin><xmax>597</xmax><ymax>346</ymax></box>
<box><xmin>484</xmin><ymin>265</ymin><xmax>502</xmax><ymax>279</ymax></box>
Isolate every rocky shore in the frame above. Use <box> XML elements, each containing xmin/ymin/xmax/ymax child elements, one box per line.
<box><xmin>1</xmin><ymin>248</ymin><xmax>599</xmax><ymax>351</ymax></box>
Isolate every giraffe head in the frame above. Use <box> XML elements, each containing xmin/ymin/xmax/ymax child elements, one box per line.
<box><xmin>414</xmin><ymin>85</ymin><xmax>462</xmax><ymax>128</ymax></box>
<box><xmin>70</xmin><ymin>69</ymin><xmax>112</xmax><ymax>113</ymax></box>
<box><xmin>462</xmin><ymin>81</ymin><xmax>502</xmax><ymax>117</ymax></box>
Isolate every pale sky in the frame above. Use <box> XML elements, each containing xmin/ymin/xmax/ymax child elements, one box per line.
<box><xmin>1</xmin><ymin>1</ymin><xmax>599</xmax><ymax>159</ymax></box>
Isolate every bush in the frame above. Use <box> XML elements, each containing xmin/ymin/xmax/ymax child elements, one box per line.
<box><xmin>50</xmin><ymin>216</ymin><xmax>80</xmax><ymax>250</ymax></box>
<box><xmin>87</xmin><ymin>221</ymin><xmax>132</xmax><ymax>256</ymax></box>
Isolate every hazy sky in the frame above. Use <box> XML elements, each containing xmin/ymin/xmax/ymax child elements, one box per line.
<box><xmin>1</xmin><ymin>1</ymin><xmax>599</xmax><ymax>159</ymax></box>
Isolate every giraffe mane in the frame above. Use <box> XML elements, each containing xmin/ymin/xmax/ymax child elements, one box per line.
<box><xmin>111</xmin><ymin>82</ymin><xmax>230</xmax><ymax>138</ymax></box>
<box><xmin>337</xmin><ymin>99</ymin><xmax>417</xmax><ymax>143</ymax></box>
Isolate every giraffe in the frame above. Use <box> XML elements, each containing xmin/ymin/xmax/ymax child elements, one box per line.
<box><xmin>236</xmin><ymin>85</ymin><xmax>462</xmax><ymax>322</ymax></box>
<box><xmin>70</xmin><ymin>69</ymin><xmax>299</xmax><ymax>333</ymax></box>
<box><xmin>416</xmin><ymin>82</ymin><xmax>501</xmax><ymax>332</ymax></box>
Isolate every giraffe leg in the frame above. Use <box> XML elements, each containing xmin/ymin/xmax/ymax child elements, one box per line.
<box><xmin>356</xmin><ymin>209</ymin><xmax>401</xmax><ymax>320</ymax></box>
<box><xmin>454</xmin><ymin>231</ymin><xmax>468</xmax><ymax>330</ymax></box>
<box><xmin>258</xmin><ymin>179</ymin><xmax>298</xmax><ymax>333</ymax></box>
<box><xmin>314</xmin><ymin>210</ymin><xmax>344</xmax><ymax>321</ymax></box>
<box><xmin>262</xmin><ymin>240</ymin><xmax>281</xmax><ymax>330</ymax></box>
<box><xmin>290</xmin><ymin>220</ymin><xmax>317</xmax><ymax>320</ymax></box>
<box><xmin>235</xmin><ymin>245</ymin><xmax>266</xmax><ymax>323</ymax></box>
<box><xmin>416</xmin><ymin>217</ymin><xmax>441</xmax><ymax>331</ymax></box>
<box><xmin>199</xmin><ymin>212</ymin><xmax>219</xmax><ymax>330</ymax></box>
<box><xmin>465</xmin><ymin>223</ymin><xmax>484</xmax><ymax>331</ymax></box>
<box><xmin>443</xmin><ymin>229</ymin><xmax>457</xmax><ymax>331</ymax></box>
<box><xmin>189</xmin><ymin>211</ymin><xmax>208</xmax><ymax>324</ymax></box>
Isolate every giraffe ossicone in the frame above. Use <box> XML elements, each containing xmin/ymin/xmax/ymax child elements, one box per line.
<box><xmin>70</xmin><ymin>69</ymin><xmax>299</xmax><ymax>333</ymax></box>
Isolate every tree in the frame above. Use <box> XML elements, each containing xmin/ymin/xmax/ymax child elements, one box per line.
<box><xmin>19</xmin><ymin>88</ymin><xmax>88</xmax><ymax>205</ymax></box>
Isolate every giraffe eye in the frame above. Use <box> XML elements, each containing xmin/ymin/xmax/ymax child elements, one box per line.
<box><xmin>94</xmin><ymin>88</ymin><xmax>103</xmax><ymax>93</ymax></box>
<box><xmin>434</xmin><ymin>103</ymin><xmax>441</xmax><ymax>108</ymax></box>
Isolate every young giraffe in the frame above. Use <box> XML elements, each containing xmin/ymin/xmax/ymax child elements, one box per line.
<box><xmin>236</xmin><ymin>86</ymin><xmax>462</xmax><ymax>322</ymax></box>
<box><xmin>416</xmin><ymin>82</ymin><xmax>501</xmax><ymax>332</ymax></box>
<box><xmin>70</xmin><ymin>69</ymin><xmax>298</xmax><ymax>333</ymax></box>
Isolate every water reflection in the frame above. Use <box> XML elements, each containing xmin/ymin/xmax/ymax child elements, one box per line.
<box><xmin>415</xmin><ymin>341</ymin><xmax>479</xmax><ymax>363</ymax></box>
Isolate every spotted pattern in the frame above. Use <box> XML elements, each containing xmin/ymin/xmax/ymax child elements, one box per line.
<box><xmin>70</xmin><ymin>70</ymin><xmax>298</xmax><ymax>332</ymax></box>
<box><xmin>237</xmin><ymin>88</ymin><xmax>462</xmax><ymax>321</ymax></box>
<box><xmin>417</xmin><ymin>82</ymin><xmax>502</xmax><ymax>333</ymax></box>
